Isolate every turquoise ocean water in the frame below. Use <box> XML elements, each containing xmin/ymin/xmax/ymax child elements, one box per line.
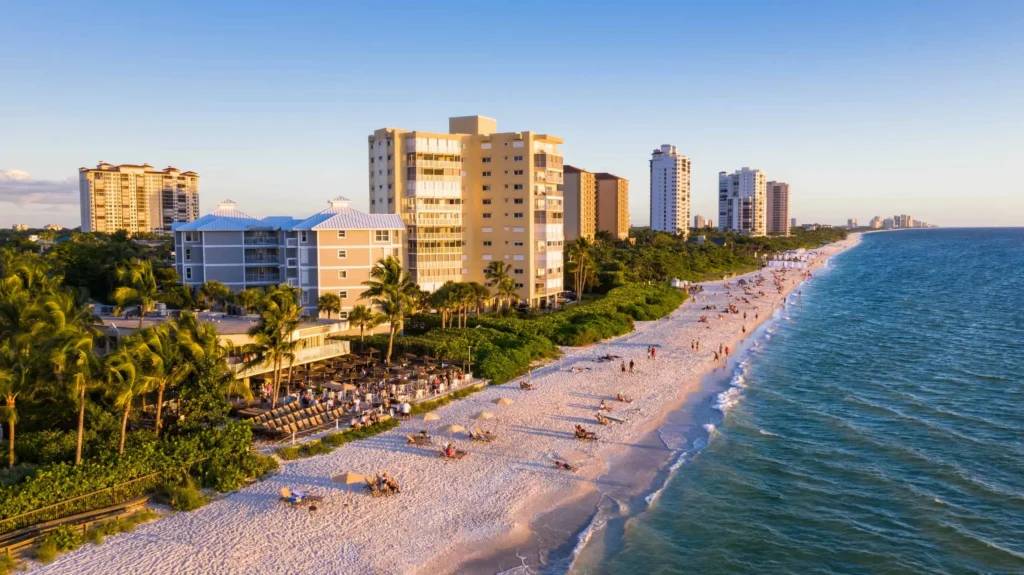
<box><xmin>578</xmin><ymin>229</ymin><xmax>1024</xmax><ymax>574</ymax></box>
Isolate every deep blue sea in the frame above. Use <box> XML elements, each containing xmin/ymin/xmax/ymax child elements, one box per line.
<box><xmin>581</xmin><ymin>229</ymin><xmax>1024</xmax><ymax>575</ymax></box>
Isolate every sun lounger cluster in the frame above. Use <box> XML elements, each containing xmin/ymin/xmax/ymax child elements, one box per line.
<box><xmin>248</xmin><ymin>401</ymin><xmax>345</xmax><ymax>435</ymax></box>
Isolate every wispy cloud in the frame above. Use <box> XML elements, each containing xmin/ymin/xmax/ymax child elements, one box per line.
<box><xmin>0</xmin><ymin>169</ymin><xmax>78</xmax><ymax>208</ymax></box>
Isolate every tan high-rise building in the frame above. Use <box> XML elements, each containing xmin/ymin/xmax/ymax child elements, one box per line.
<box><xmin>766</xmin><ymin>181</ymin><xmax>791</xmax><ymax>235</ymax></box>
<box><xmin>562</xmin><ymin>166</ymin><xmax>597</xmax><ymax>242</ymax></box>
<box><xmin>369</xmin><ymin>116</ymin><xmax>565</xmax><ymax>307</ymax></box>
<box><xmin>78</xmin><ymin>162</ymin><xmax>199</xmax><ymax>234</ymax></box>
<box><xmin>719</xmin><ymin>168</ymin><xmax>767</xmax><ymax>236</ymax></box>
<box><xmin>595</xmin><ymin>173</ymin><xmax>629</xmax><ymax>240</ymax></box>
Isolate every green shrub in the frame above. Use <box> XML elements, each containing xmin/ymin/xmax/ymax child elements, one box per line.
<box><xmin>273</xmin><ymin>419</ymin><xmax>400</xmax><ymax>461</ymax></box>
<box><xmin>14</xmin><ymin>430</ymin><xmax>77</xmax><ymax>466</ymax></box>
<box><xmin>0</xmin><ymin>553</ymin><xmax>20</xmax><ymax>574</ymax></box>
<box><xmin>34</xmin><ymin>540</ymin><xmax>58</xmax><ymax>564</ymax></box>
<box><xmin>166</xmin><ymin>481</ymin><xmax>206</xmax><ymax>512</ymax></box>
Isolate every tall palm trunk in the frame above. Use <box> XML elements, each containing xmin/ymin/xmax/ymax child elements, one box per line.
<box><xmin>155</xmin><ymin>383</ymin><xmax>166</xmax><ymax>437</ymax></box>
<box><xmin>6</xmin><ymin>397</ymin><xmax>14</xmax><ymax>469</ymax></box>
<box><xmin>386</xmin><ymin>324</ymin><xmax>396</xmax><ymax>365</ymax></box>
<box><xmin>76</xmin><ymin>384</ymin><xmax>85</xmax><ymax>465</ymax></box>
<box><xmin>119</xmin><ymin>404</ymin><xmax>131</xmax><ymax>455</ymax></box>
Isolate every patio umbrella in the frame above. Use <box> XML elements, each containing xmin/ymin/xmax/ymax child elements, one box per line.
<box><xmin>421</xmin><ymin>412</ymin><xmax>440</xmax><ymax>422</ymax></box>
<box><xmin>493</xmin><ymin>398</ymin><xmax>514</xmax><ymax>406</ymax></box>
<box><xmin>472</xmin><ymin>411</ymin><xmax>495</xmax><ymax>420</ymax></box>
<box><xmin>438</xmin><ymin>423</ymin><xmax>465</xmax><ymax>441</ymax></box>
<box><xmin>366</xmin><ymin>347</ymin><xmax>381</xmax><ymax>355</ymax></box>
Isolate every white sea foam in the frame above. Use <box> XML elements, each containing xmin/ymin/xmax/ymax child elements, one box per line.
<box><xmin>715</xmin><ymin>387</ymin><xmax>743</xmax><ymax>413</ymax></box>
<box><xmin>758</xmin><ymin>429</ymin><xmax>778</xmax><ymax>437</ymax></box>
<box><xmin>569</xmin><ymin>513</ymin><xmax>607</xmax><ymax>563</ymax></box>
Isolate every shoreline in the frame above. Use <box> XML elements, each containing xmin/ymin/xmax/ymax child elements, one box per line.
<box><xmin>28</xmin><ymin>234</ymin><xmax>862</xmax><ymax>575</ymax></box>
<box><xmin>441</xmin><ymin>233</ymin><xmax>864</xmax><ymax>574</ymax></box>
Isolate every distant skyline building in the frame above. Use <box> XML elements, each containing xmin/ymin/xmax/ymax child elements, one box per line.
<box><xmin>791</xmin><ymin>217</ymin><xmax>797</xmax><ymax>229</ymax></box>
<box><xmin>765</xmin><ymin>181</ymin><xmax>790</xmax><ymax>235</ymax></box>
<box><xmin>718</xmin><ymin>167</ymin><xmax>767</xmax><ymax>236</ymax></box>
<box><xmin>562</xmin><ymin>166</ymin><xmax>597</xmax><ymax>242</ymax></box>
<box><xmin>847</xmin><ymin>218</ymin><xmax>859</xmax><ymax>229</ymax></box>
<box><xmin>368</xmin><ymin>116</ymin><xmax>565</xmax><ymax>307</ymax></box>
<box><xmin>11</xmin><ymin>224</ymin><xmax>27</xmax><ymax>232</ymax></box>
<box><xmin>893</xmin><ymin>214</ymin><xmax>914</xmax><ymax>228</ymax></box>
<box><xmin>694</xmin><ymin>214</ymin><xmax>706</xmax><ymax>229</ymax></box>
<box><xmin>649</xmin><ymin>145</ymin><xmax>691</xmax><ymax>237</ymax></box>
<box><xmin>883</xmin><ymin>217</ymin><xmax>895</xmax><ymax>229</ymax></box>
<box><xmin>78</xmin><ymin>162</ymin><xmax>200</xmax><ymax>234</ymax></box>
<box><xmin>869</xmin><ymin>216</ymin><xmax>883</xmax><ymax>229</ymax></box>
<box><xmin>595</xmin><ymin>172</ymin><xmax>630</xmax><ymax>240</ymax></box>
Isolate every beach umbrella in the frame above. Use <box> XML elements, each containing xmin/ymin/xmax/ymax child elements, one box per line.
<box><xmin>438</xmin><ymin>423</ymin><xmax>465</xmax><ymax>441</ymax></box>
<box><xmin>472</xmin><ymin>411</ymin><xmax>495</xmax><ymax>420</ymax></box>
<box><xmin>332</xmin><ymin>472</ymin><xmax>366</xmax><ymax>503</ymax></box>
<box><xmin>493</xmin><ymin>398</ymin><xmax>514</xmax><ymax>406</ymax></box>
<box><xmin>421</xmin><ymin>412</ymin><xmax>440</xmax><ymax>422</ymax></box>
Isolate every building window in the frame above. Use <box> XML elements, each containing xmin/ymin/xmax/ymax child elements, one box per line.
<box><xmin>513</xmin><ymin>170</ymin><xmax>524</xmax><ymax>176</ymax></box>
<box><xmin>185</xmin><ymin>267</ymin><xmax>192</xmax><ymax>280</ymax></box>
<box><xmin>339</xmin><ymin>311</ymin><xmax>349</xmax><ymax>320</ymax></box>
<box><xmin>514</xmin><ymin>269</ymin><xmax>524</xmax><ymax>275</ymax></box>
<box><xmin>300</xmin><ymin>231</ymin><xmax>308</xmax><ymax>243</ymax></box>
<box><xmin>483</xmin><ymin>240</ymin><xmax>492</xmax><ymax>246</ymax></box>
<box><xmin>513</xmin><ymin>213</ymin><xmax>524</xmax><ymax>219</ymax></box>
<box><xmin>482</xmin><ymin>185</ymin><xmax>491</xmax><ymax>191</ymax></box>
<box><xmin>338</xmin><ymin>270</ymin><xmax>348</xmax><ymax>279</ymax></box>
<box><xmin>482</xmin><ymin>157</ymin><xmax>491</xmax><ymax>163</ymax></box>
<box><xmin>337</xmin><ymin>250</ymin><xmax>347</xmax><ymax>259</ymax></box>
<box><xmin>482</xmin><ymin>171</ymin><xmax>491</xmax><ymax>177</ymax></box>
<box><xmin>482</xmin><ymin>199</ymin><xmax>492</xmax><ymax>205</ymax></box>
<box><xmin>339</xmin><ymin>291</ymin><xmax>349</xmax><ymax>300</ymax></box>
<box><xmin>513</xmin><ymin>155</ymin><xmax>523</xmax><ymax>162</ymax></box>
<box><xmin>513</xmin><ymin>198</ymin><xmax>524</xmax><ymax>204</ymax></box>
<box><xmin>374</xmin><ymin>230</ymin><xmax>391</xmax><ymax>242</ymax></box>
<box><xmin>513</xmin><ymin>241</ymin><xmax>524</xmax><ymax>247</ymax></box>
<box><xmin>337</xmin><ymin>230</ymin><xmax>346</xmax><ymax>239</ymax></box>
<box><xmin>184</xmin><ymin>248</ymin><xmax>191</xmax><ymax>262</ymax></box>
<box><xmin>513</xmin><ymin>184</ymin><xmax>524</xmax><ymax>190</ymax></box>
<box><xmin>482</xmin><ymin>213</ymin><xmax>492</xmax><ymax>219</ymax></box>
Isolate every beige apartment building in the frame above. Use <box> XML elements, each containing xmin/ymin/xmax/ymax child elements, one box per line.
<box><xmin>79</xmin><ymin>162</ymin><xmax>199</xmax><ymax>234</ymax></box>
<box><xmin>369</xmin><ymin>116</ymin><xmax>565</xmax><ymax>307</ymax></box>
<box><xmin>766</xmin><ymin>181</ymin><xmax>791</xmax><ymax>235</ymax></box>
<box><xmin>562</xmin><ymin>166</ymin><xmax>597</xmax><ymax>241</ymax></box>
<box><xmin>595</xmin><ymin>173</ymin><xmax>630</xmax><ymax>240</ymax></box>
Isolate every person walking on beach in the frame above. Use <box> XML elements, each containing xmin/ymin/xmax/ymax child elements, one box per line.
<box><xmin>696</xmin><ymin>340</ymin><xmax>700</xmax><ymax>352</ymax></box>
<box><xmin>629</xmin><ymin>359</ymin><xmax>635</xmax><ymax>373</ymax></box>
<box><xmin>621</xmin><ymin>361</ymin><xmax>627</xmax><ymax>376</ymax></box>
<box><xmin>725</xmin><ymin>346</ymin><xmax>730</xmax><ymax>357</ymax></box>
<box><xmin>719</xmin><ymin>344</ymin><xmax>723</xmax><ymax>355</ymax></box>
<box><xmin>713</xmin><ymin>351</ymin><xmax>720</xmax><ymax>362</ymax></box>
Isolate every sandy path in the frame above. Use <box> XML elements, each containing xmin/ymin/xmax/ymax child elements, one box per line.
<box><xmin>30</xmin><ymin>235</ymin><xmax>859</xmax><ymax>575</ymax></box>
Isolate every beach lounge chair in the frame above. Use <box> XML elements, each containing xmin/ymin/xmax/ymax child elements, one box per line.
<box><xmin>469</xmin><ymin>428</ymin><xmax>496</xmax><ymax>442</ymax></box>
<box><xmin>406</xmin><ymin>434</ymin><xmax>432</xmax><ymax>446</ymax></box>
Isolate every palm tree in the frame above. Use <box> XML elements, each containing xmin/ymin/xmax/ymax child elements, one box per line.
<box><xmin>34</xmin><ymin>292</ymin><xmax>100</xmax><ymax>465</ymax></box>
<box><xmin>347</xmin><ymin>304</ymin><xmax>382</xmax><ymax>343</ymax></box>
<box><xmin>566</xmin><ymin>237</ymin><xmax>595</xmax><ymax>297</ymax></box>
<box><xmin>198</xmin><ymin>280</ymin><xmax>231</xmax><ymax>311</ymax></box>
<box><xmin>484</xmin><ymin>261</ymin><xmax>518</xmax><ymax>311</ymax></box>
<box><xmin>0</xmin><ymin>344</ymin><xmax>32</xmax><ymax>468</ymax></box>
<box><xmin>317</xmin><ymin>292</ymin><xmax>341</xmax><ymax>319</ymax></box>
<box><xmin>360</xmin><ymin>256</ymin><xmax>419</xmax><ymax>364</ymax></box>
<box><xmin>468</xmin><ymin>282</ymin><xmax>490</xmax><ymax>318</ymax></box>
<box><xmin>105</xmin><ymin>344</ymin><xmax>154</xmax><ymax>455</ymax></box>
<box><xmin>236</xmin><ymin>287</ymin><xmax>264</xmax><ymax>315</ymax></box>
<box><xmin>242</xmin><ymin>296</ymin><xmax>300</xmax><ymax>406</ymax></box>
<box><xmin>114</xmin><ymin>259</ymin><xmax>160</xmax><ymax>329</ymax></box>
<box><xmin>138</xmin><ymin>323</ymin><xmax>190</xmax><ymax>437</ymax></box>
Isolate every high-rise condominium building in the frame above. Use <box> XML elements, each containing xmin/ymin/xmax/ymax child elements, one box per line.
<box><xmin>79</xmin><ymin>162</ymin><xmax>199</xmax><ymax>234</ymax></box>
<box><xmin>369</xmin><ymin>116</ymin><xmax>565</xmax><ymax>307</ymax></box>
<box><xmin>694</xmin><ymin>215</ymin><xmax>706</xmax><ymax>229</ymax></box>
<box><xmin>595</xmin><ymin>173</ymin><xmax>630</xmax><ymax>240</ymax></box>
<box><xmin>893</xmin><ymin>214</ymin><xmax>914</xmax><ymax>228</ymax></box>
<box><xmin>173</xmin><ymin>198</ymin><xmax>404</xmax><ymax>318</ymax></box>
<box><xmin>718</xmin><ymin>168</ymin><xmax>767</xmax><ymax>236</ymax></box>
<box><xmin>791</xmin><ymin>217</ymin><xmax>797</xmax><ymax>229</ymax></box>
<box><xmin>869</xmin><ymin>216</ymin><xmax>882</xmax><ymax>229</ymax></box>
<box><xmin>563</xmin><ymin>167</ymin><xmax>630</xmax><ymax>241</ymax></box>
<box><xmin>12</xmin><ymin>224</ymin><xmax>28</xmax><ymax>232</ymax></box>
<box><xmin>847</xmin><ymin>218</ymin><xmax>859</xmax><ymax>229</ymax></box>
<box><xmin>562</xmin><ymin>166</ymin><xmax>597</xmax><ymax>241</ymax></box>
<box><xmin>765</xmin><ymin>181</ymin><xmax>791</xmax><ymax>235</ymax></box>
<box><xmin>649</xmin><ymin>145</ymin><xmax>691</xmax><ymax>237</ymax></box>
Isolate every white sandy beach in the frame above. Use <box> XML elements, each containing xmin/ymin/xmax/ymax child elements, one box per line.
<box><xmin>29</xmin><ymin>234</ymin><xmax>859</xmax><ymax>575</ymax></box>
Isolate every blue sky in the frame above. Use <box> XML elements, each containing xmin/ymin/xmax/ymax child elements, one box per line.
<box><xmin>2</xmin><ymin>0</ymin><xmax>1022</xmax><ymax>228</ymax></box>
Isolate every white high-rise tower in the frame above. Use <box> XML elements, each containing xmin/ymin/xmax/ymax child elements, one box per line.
<box><xmin>649</xmin><ymin>145</ymin><xmax>691</xmax><ymax>236</ymax></box>
<box><xmin>718</xmin><ymin>167</ymin><xmax>767</xmax><ymax>236</ymax></box>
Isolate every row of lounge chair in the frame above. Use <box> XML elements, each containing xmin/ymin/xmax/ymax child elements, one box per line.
<box><xmin>262</xmin><ymin>404</ymin><xmax>349</xmax><ymax>434</ymax></box>
<box><xmin>249</xmin><ymin>400</ymin><xmax>308</xmax><ymax>424</ymax></box>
